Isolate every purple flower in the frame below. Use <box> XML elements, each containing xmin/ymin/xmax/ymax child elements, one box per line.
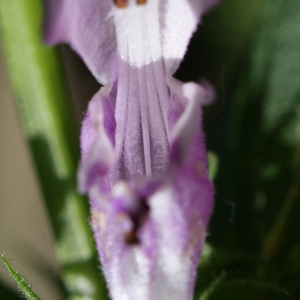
<box><xmin>43</xmin><ymin>0</ymin><xmax>221</xmax><ymax>299</ymax></box>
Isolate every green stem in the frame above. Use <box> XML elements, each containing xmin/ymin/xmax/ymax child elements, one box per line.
<box><xmin>0</xmin><ymin>1</ymin><xmax>107</xmax><ymax>299</ymax></box>
<box><xmin>1</xmin><ymin>253</ymin><xmax>41</xmax><ymax>300</ymax></box>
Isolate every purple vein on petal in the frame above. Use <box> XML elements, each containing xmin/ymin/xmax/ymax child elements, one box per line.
<box><xmin>124</xmin><ymin>66</ymin><xmax>144</xmax><ymax>178</ymax></box>
<box><xmin>112</xmin><ymin>2</ymin><xmax>170</xmax><ymax>181</ymax></box>
<box><xmin>144</xmin><ymin>1</ymin><xmax>170</xmax><ymax>175</ymax></box>
<box><xmin>135</xmin><ymin>8</ymin><xmax>151</xmax><ymax>178</ymax></box>
<box><xmin>138</xmin><ymin>67</ymin><xmax>151</xmax><ymax>177</ymax></box>
<box><xmin>146</xmin><ymin>64</ymin><xmax>169</xmax><ymax>175</ymax></box>
<box><xmin>145</xmin><ymin>0</ymin><xmax>170</xmax><ymax>141</ymax></box>
<box><xmin>113</xmin><ymin>68</ymin><xmax>129</xmax><ymax>183</ymax></box>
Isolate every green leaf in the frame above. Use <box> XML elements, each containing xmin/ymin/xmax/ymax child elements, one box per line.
<box><xmin>207</xmin><ymin>0</ymin><xmax>300</xmax><ymax>295</ymax></box>
<box><xmin>211</xmin><ymin>0</ymin><xmax>300</xmax><ymax>249</ymax></box>
<box><xmin>0</xmin><ymin>1</ymin><xmax>108</xmax><ymax>299</ymax></box>
<box><xmin>226</xmin><ymin>0</ymin><xmax>300</xmax><ymax>263</ymax></box>
<box><xmin>199</xmin><ymin>272</ymin><xmax>290</xmax><ymax>300</ymax></box>
<box><xmin>0</xmin><ymin>253</ymin><xmax>41</xmax><ymax>300</ymax></box>
<box><xmin>194</xmin><ymin>243</ymin><xmax>256</xmax><ymax>299</ymax></box>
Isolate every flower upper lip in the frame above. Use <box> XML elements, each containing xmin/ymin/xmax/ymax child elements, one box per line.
<box><xmin>43</xmin><ymin>0</ymin><xmax>222</xmax><ymax>84</ymax></box>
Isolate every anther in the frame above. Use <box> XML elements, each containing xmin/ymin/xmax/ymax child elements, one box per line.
<box><xmin>124</xmin><ymin>229</ymin><xmax>140</xmax><ymax>245</ymax></box>
<box><xmin>123</xmin><ymin>199</ymin><xmax>150</xmax><ymax>246</ymax></box>
<box><xmin>113</xmin><ymin>0</ymin><xmax>127</xmax><ymax>8</ymax></box>
<box><xmin>137</xmin><ymin>0</ymin><xmax>147</xmax><ymax>4</ymax></box>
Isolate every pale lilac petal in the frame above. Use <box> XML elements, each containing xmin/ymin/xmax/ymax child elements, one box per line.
<box><xmin>91</xmin><ymin>181</ymin><xmax>155</xmax><ymax>300</ymax></box>
<box><xmin>43</xmin><ymin>0</ymin><xmax>116</xmax><ymax>84</ymax></box>
<box><xmin>89</xmin><ymin>81</ymin><xmax>213</xmax><ymax>300</ymax></box>
<box><xmin>78</xmin><ymin>86</ymin><xmax>116</xmax><ymax>193</ymax></box>
<box><xmin>149</xmin><ymin>81</ymin><xmax>213</xmax><ymax>299</ymax></box>
<box><xmin>43</xmin><ymin>0</ymin><xmax>222</xmax><ymax>83</ymax></box>
<box><xmin>168</xmin><ymin>79</ymin><xmax>215</xmax><ymax>164</ymax></box>
<box><xmin>169</xmin><ymin>82</ymin><xmax>214</xmax><ymax>225</ymax></box>
<box><xmin>110</xmin><ymin>60</ymin><xmax>170</xmax><ymax>184</ymax></box>
<box><xmin>161</xmin><ymin>0</ymin><xmax>222</xmax><ymax>74</ymax></box>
